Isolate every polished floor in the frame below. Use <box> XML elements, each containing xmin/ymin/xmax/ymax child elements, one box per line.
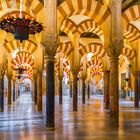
<box><xmin>0</xmin><ymin>93</ymin><xmax>140</xmax><ymax>140</ymax></box>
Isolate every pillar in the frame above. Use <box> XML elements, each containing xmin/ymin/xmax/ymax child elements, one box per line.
<box><xmin>15</xmin><ymin>81</ymin><xmax>18</xmax><ymax>99</ymax></box>
<box><xmin>18</xmin><ymin>84</ymin><xmax>20</xmax><ymax>97</ymax></box>
<box><xmin>109</xmin><ymin>0</ymin><xmax>123</xmax><ymax>126</ymax></box>
<box><xmin>72</xmin><ymin>74</ymin><xmax>78</xmax><ymax>111</ymax></box>
<box><xmin>58</xmin><ymin>76</ymin><xmax>63</xmax><ymax>105</ymax></box>
<box><xmin>81</xmin><ymin>77</ymin><xmax>86</xmax><ymax>104</ymax></box>
<box><xmin>134</xmin><ymin>70</ymin><xmax>140</xmax><ymax>107</ymax></box>
<box><xmin>37</xmin><ymin>71</ymin><xmax>43</xmax><ymax>111</ymax></box>
<box><xmin>46</xmin><ymin>54</ymin><xmax>55</xmax><ymax>130</ymax></box>
<box><xmin>44</xmin><ymin>0</ymin><xmax>58</xmax><ymax>131</ymax></box>
<box><xmin>69</xmin><ymin>80</ymin><xmax>73</xmax><ymax>98</ymax></box>
<box><xmin>104</xmin><ymin>71</ymin><xmax>110</xmax><ymax>109</ymax></box>
<box><xmin>13</xmin><ymin>80</ymin><xmax>16</xmax><ymax>102</ymax></box>
<box><xmin>33</xmin><ymin>76</ymin><xmax>37</xmax><ymax>105</ymax></box>
<box><xmin>8</xmin><ymin>75</ymin><xmax>12</xmax><ymax>105</ymax></box>
<box><xmin>87</xmin><ymin>81</ymin><xmax>90</xmax><ymax>99</ymax></box>
<box><xmin>0</xmin><ymin>75</ymin><xmax>4</xmax><ymax>112</ymax></box>
<box><xmin>109</xmin><ymin>55</ymin><xmax>119</xmax><ymax>126</ymax></box>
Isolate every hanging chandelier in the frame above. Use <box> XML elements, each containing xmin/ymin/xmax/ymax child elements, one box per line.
<box><xmin>16</xmin><ymin>74</ymin><xmax>23</xmax><ymax>79</ymax></box>
<box><xmin>0</xmin><ymin>0</ymin><xmax>43</xmax><ymax>43</ymax></box>
<box><xmin>13</xmin><ymin>67</ymin><xmax>27</xmax><ymax>75</ymax></box>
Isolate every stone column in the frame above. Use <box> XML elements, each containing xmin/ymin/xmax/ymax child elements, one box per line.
<box><xmin>33</xmin><ymin>75</ymin><xmax>37</xmax><ymax>105</ymax></box>
<box><xmin>87</xmin><ymin>81</ymin><xmax>90</xmax><ymax>99</ymax></box>
<box><xmin>58</xmin><ymin>76</ymin><xmax>63</xmax><ymax>105</ymax></box>
<box><xmin>44</xmin><ymin>0</ymin><xmax>58</xmax><ymax>130</ymax></box>
<box><xmin>72</xmin><ymin>74</ymin><xmax>78</xmax><ymax>111</ymax></box>
<box><xmin>13</xmin><ymin>80</ymin><xmax>16</xmax><ymax>102</ymax></box>
<box><xmin>104</xmin><ymin>71</ymin><xmax>110</xmax><ymax>109</ymax></box>
<box><xmin>43</xmin><ymin>37</ymin><xmax>58</xmax><ymax>131</ymax></box>
<box><xmin>8</xmin><ymin>75</ymin><xmax>12</xmax><ymax>105</ymax></box>
<box><xmin>109</xmin><ymin>54</ymin><xmax>119</xmax><ymax>126</ymax></box>
<box><xmin>18</xmin><ymin>84</ymin><xmax>20</xmax><ymax>97</ymax></box>
<box><xmin>109</xmin><ymin>0</ymin><xmax>123</xmax><ymax>126</ymax></box>
<box><xmin>69</xmin><ymin>80</ymin><xmax>73</xmax><ymax>98</ymax></box>
<box><xmin>0</xmin><ymin>75</ymin><xmax>4</xmax><ymax>112</ymax></box>
<box><xmin>134</xmin><ymin>70</ymin><xmax>140</xmax><ymax>107</ymax></box>
<box><xmin>46</xmin><ymin>52</ymin><xmax>56</xmax><ymax>130</ymax></box>
<box><xmin>37</xmin><ymin>71</ymin><xmax>43</xmax><ymax>111</ymax></box>
<box><xmin>81</xmin><ymin>77</ymin><xmax>86</xmax><ymax>104</ymax></box>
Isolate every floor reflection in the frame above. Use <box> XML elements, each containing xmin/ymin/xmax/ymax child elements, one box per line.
<box><xmin>0</xmin><ymin>93</ymin><xmax>140</xmax><ymax>140</ymax></box>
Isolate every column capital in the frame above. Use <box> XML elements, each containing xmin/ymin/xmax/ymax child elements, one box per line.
<box><xmin>12</xmin><ymin>78</ymin><xmax>16</xmax><ymax>82</ymax></box>
<box><xmin>7</xmin><ymin>75</ymin><xmax>12</xmax><ymax>80</ymax></box>
<box><xmin>37</xmin><ymin>70</ymin><xmax>43</xmax><ymax>74</ymax></box>
<box><xmin>104</xmin><ymin>71</ymin><xmax>110</xmax><ymax>77</ymax></box>
<box><xmin>33</xmin><ymin>73</ymin><xmax>37</xmax><ymax>80</ymax></box>
<box><xmin>81</xmin><ymin>76</ymin><xmax>86</xmax><ymax>81</ymax></box>
<box><xmin>104</xmin><ymin>70</ymin><xmax>110</xmax><ymax>74</ymax></box>
<box><xmin>71</xmin><ymin>67</ymin><xmax>80</xmax><ymax>76</ymax></box>
<box><xmin>133</xmin><ymin>69</ymin><xmax>140</xmax><ymax>77</ymax></box>
<box><xmin>69</xmin><ymin>79</ymin><xmax>73</xmax><ymax>84</ymax></box>
<box><xmin>0</xmin><ymin>70</ymin><xmax>5</xmax><ymax>79</ymax></box>
<box><xmin>42</xmin><ymin>35</ymin><xmax>60</xmax><ymax>61</ymax></box>
<box><xmin>107</xmin><ymin>46</ymin><xmax>122</xmax><ymax>58</ymax></box>
<box><xmin>58</xmin><ymin>75</ymin><xmax>63</xmax><ymax>80</ymax></box>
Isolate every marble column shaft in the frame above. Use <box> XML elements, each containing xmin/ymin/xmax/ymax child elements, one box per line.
<box><xmin>46</xmin><ymin>58</ymin><xmax>55</xmax><ymax>130</ymax></box>
<box><xmin>69</xmin><ymin>80</ymin><xmax>73</xmax><ymax>98</ymax></box>
<box><xmin>59</xmin><ymin>76</ymin><xmax>63</xmax><ymax>105</ymax></box>
<box><xmin>73</xmin><ymin>74</ymin><xmax>78</xmax><ymax>111</ymax></box>
<box><xmin>37</xmin><ymin>71</ymin><xmax>42</xmax><ymax>111</ymax></box>
<box><xmin>134</xmin><ymin>70</ymin><xmax>140</xmax><ymax>107</ymax></box>
<box><xmin>109</xmin><ymin>56</ymin><xmax>119</xmax><ymax>126</ymax></box>
<box><xmin>87</xmin><ymin>82</ymin><xmax>90</xmax><ymax>99</ymax></box>
<box><xmin>13</xmin><ymin>80</ymin><xmax>16</xmax><ymax>102</ymax></box>
<box><xmin>81</xmin><ymin>78</ymin><xmax>86</xmax><ymax>104</ymax></box>
<box><xmin>109</xmin><ymin>0</ymin><xmax>123</xmax><ymax>126</ymax></box>
<box><xmin>104</xmin><ymin>71</ymin><xmax>110</xmax><ymax>109</ymax></box>
<box><xmin>0</xmin><ymin>76</ymin><xmax>4</xmax><ymax>112</ymax></box>
<box><xmin>8</xmin><ymin>76</ymin><xmax>12</xmax><ymax>105</ymax></box>
<box><xmin>33</xmin><ymin>77</ymin><xmax>37</xmax><ymax>105</ymax></box>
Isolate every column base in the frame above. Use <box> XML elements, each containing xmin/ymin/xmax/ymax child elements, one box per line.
<box><xmin>104</xmin><ymin>103</ymin><xmax>109</xmax><ymax>110</ymax></box>
<box><xmin>134</xmin><ymin>103</ymin><xmax>139</xmax><ymax>107</ymax></box>
<box><xmin>110</xmin><ymin>111</ymin><xmax>119</xmax><ymax>127</ymax></box>
<box><xmin>46</xmin><ymin>127</ymin><xmax>55</xmax><ymax>131</ymax></box>
<box><xmin>37</xmin><ymin>108</ymin><xmax>42</xmax><ymax>112</ymax></box>
<box><xmin>73</xmin><ymin>108</ymin><xmax>77</xmax><ymax>112</ymax></box>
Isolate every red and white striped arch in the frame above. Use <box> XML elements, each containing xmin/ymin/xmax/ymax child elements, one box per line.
<box><xmin>11</xmin><ymin>51</ymin><xmax>34</xmax><ymax>69</ymax></box>
<box><xmin>57</xmin><ymin>0</ymin><xmax>110</xmax><ymax>29</ymax></box>
<box><xmin>123</xmin><ymin>4</ymin><xmax>140</xmax><ymax>42</ymax></box>
<box><xmin>57</xmin><ymin>42</ymin><xmax>74</xmax><ymax>57</ymax></box>
<box><xmin>122</xmin><ymin>4</ymin><xmax>140</xmax><ymax>24</ymax></box>
<box><xmin>79</xmin><ymin>43</ymin><xmax>106</xmax><ymax>58</ymax></box>
<box><xmin>0</xmin><ymin>0</ymin><xmax>46</xmax><ymax>26</ymax></box>
<box><xmin>121</xmin><ymin>47</ymin><xmax>136</xmax><ymax>60</ymax></box>
<box><xmin>80</xmin><ymin>56</ymin><xmax>103</xmax><ymax>72</ymax></box>
<box><xmin>4</xmin><ymin>40</ymin><xmax>37</xmax><ymax>54</ymax></box>
<box><xmin>124</xmin><ymin>24</ymin><xmax>140</xmax><ymax>42</ymax></box>
<box><xmin>90</xmin><ymin>67</ymin><xmax>103</xmax><ymax>79</ymax></box>
<box><xmin>60</xmin><ymin>18</ymin><xmax>104</xmax><ymax>43</ymax></box>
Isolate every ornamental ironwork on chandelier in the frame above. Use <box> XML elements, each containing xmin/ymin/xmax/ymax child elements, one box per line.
<box><xmin>16</xmin><ymin>74</ymin><xmax>23</xmax><ymax>79</ymax></box>
<box><xmin>0</xmin><ymin>0</ymin><xmax>43</xmax><ymax>42</ymax></box>
<box><xmin>0</xmin><ymin>17</ymin><xmax>43</xmax><ymax>42</ymax></box>
<box><xmin>13</xmin><ymin>67</ymin><xmax>27</xmax><ymax>75</ymax></box>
